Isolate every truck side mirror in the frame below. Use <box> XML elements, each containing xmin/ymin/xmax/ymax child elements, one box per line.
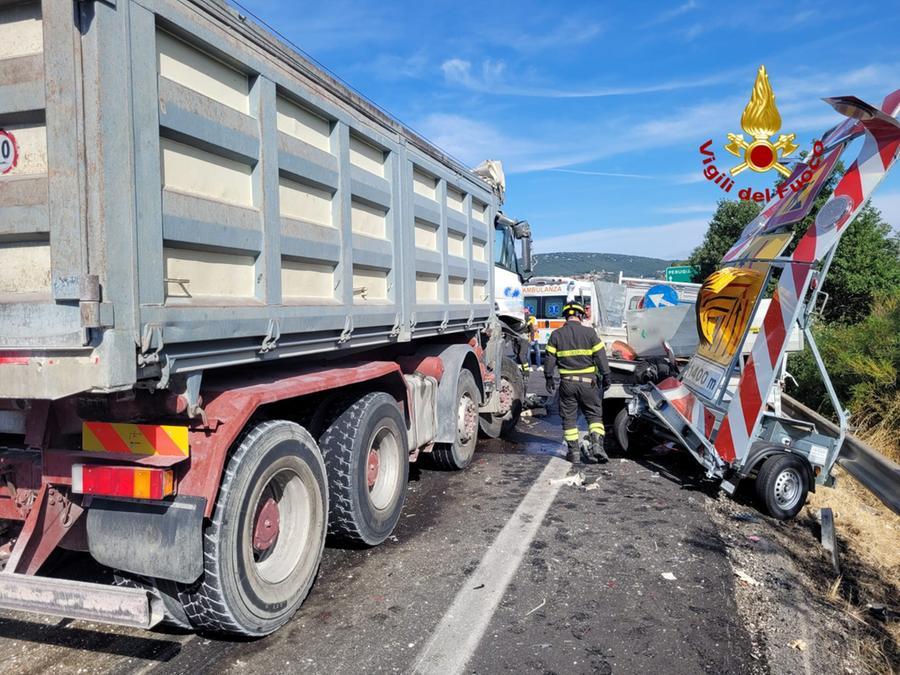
<box><xmin>521</xmin><ymin>236</ymin><xmax>534</xmax><ymax>276</ymax></box>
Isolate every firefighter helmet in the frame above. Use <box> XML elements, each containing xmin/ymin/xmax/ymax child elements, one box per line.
<box><xmin>562</xmin><ymin>302</ymin><xmax>586</xmax><ymax>318</ymax></box>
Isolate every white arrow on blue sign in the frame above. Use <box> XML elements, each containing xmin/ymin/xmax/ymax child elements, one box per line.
<box><xmin>643</xmin><ymin>284</ymin><xmax>679</xmax><ymax>308</ymax></box>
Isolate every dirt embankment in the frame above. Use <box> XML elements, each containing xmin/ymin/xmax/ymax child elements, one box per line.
<box><xmin>706</xmin><ymin>483</ymin><xmax>899</xmax><ymax>675</ymax></box>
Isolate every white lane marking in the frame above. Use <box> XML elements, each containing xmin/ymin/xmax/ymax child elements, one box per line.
<box><xmin>411</xmin><ymin>457</ymin><xmax>571</xmax><ymax>675</ymax></box>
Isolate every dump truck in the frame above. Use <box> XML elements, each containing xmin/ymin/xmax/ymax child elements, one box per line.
<box><xmin>0</xmin><ymin>0</ymin><xmax>533</xmax><ymax>636</ymax></box>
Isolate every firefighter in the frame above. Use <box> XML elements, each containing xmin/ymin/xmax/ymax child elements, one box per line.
<box><xmin>544</xmin><ymin>302</ymin><xmax>611</xmax><ymax>464</ymax></box>
<box><xmin>516</xmin><ymin>308</ymin><xmax>532</xmax><ymax>376</ymax></box>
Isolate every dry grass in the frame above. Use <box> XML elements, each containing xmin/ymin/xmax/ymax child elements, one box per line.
<box><xmin>807</xmin><ymin>424</ymin><xmax>900</xmax><ymax>582</ymax></box>
<box><xmin>806</xmin><ymin>425</ymin><xmax>900</xmax><ymax>668</ymax></box>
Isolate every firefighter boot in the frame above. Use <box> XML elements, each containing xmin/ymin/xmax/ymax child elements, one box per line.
<box><xmin>591</xmin><ymin>432</ymin><xmax>609</xmax><ymax>464</ymax></box>
<box><xmin>565</xmin><ymin>440</ymin><xmax>580</xmax><ymax>463</ymax></box>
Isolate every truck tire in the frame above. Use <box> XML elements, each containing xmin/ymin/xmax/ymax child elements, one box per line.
<box><xmin>754</xmin><ymin>453</ymin><xmax>810</xmax><ymax>520</ymax></box>
<box><xmin>177</xmin><ymin>420</ymin><xmax>327</xmax><ymax>636</ymax></box>
<box><xmin>318</xmin><ymin>392</ymin><xmax>409</xmax><ymax>546</ymax></box>
<box><xmin>113</xmin><ymin>573</ymin><xmax>192</xmax><ymax>630</ymax></box>
<box><xmin>479</xmin><ymin>357</ymin><xmax>524</xmax><ymax>439</ymax></box>
<box><xmin>614</xmin><ymin>407</ymin><xmax>634</xmax><ymax>454</ymax></box>
<box><xmin>432</xmin><ymin>369</ymin><xmax>480</xmax><ymax>470</ymax></box>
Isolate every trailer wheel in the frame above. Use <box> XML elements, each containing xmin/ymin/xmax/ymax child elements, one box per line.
<box><xmin>433</xmin><ymin>369</ymin><xmax>480</xmax><ymax>470</ymax></box>
<box><xmin>479</xmin><ymin>357</ymin><xmax>524</xmax><ymax>439</ymax></box>
<box><xmin>318</xmin><ymin>392</ymin><xmax>409</xmax><ymax>546</ymax></box>
<box><xmin>178</xmin><ymin>420</ymin><xmax>327</xmax><ymax>636</ymax></box>
<box><xmin>113</xmin><ymin>573</ymin><xmax>192</xmax><ymax>630</ymax></box>
<box><xmin>755</xmin><ymin>453</ymin><xmax>810</xmax><ymax>520</ymax></box>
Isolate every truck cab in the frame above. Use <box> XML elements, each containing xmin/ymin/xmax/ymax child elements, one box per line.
<box><xmin>493</xmin><ymin>214</ymin><xmax>533</xmax><ymax>331</ymax></box>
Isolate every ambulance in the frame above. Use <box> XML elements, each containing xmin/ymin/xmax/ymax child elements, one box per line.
<box><xmin>522</xmin><ymin>277</ymin><xmax>595</xmax><ymax>348</ymax></box>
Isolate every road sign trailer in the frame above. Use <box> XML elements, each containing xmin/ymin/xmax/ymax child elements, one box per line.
<box><xmin>625</xmin><ymin>89</ymin><xmax>900</xmax><ymax>518</ymax></box>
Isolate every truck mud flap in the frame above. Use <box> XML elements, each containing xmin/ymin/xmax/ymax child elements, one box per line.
<box><xmin>0</xmin><ymin>573</ymin><xmax>164</xmax><ymax>629</ymax></box>
<box><xmin>87</xmin><ymin>496</ymin><xmax>206</xmax><ymax>584</ymax></box>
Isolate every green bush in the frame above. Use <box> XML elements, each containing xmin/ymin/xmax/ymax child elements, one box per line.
<box><xmin>788</xmin><ymin>288</ymin><xmax>900</xmax><ymax>454</ymax></box>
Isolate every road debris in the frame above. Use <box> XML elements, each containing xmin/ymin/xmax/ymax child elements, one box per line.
<box><xmin>661</xmin><ymin>572</ymin><xmax>677</xmax><ymax>581</ymax></box>
<box><xmin>550</xmin><ymin>472</ymin><xmax>585</xmax><ymax>488</ymax></box>
<box><xmin>521</xmin><ymin>407</ymin><xmax>547</xmax><ymax>418</ymax></box>
<box><xmin>734</xmin><ymin>569</ymin><xmax>761</xmax><ymax>587</ymax></box>
<box><xmin>584</xmin><ymin>481</ymin><xmax>601</xmax><ymax>492</ymax></box>
<box><xmin>524</xmin><ymin>599</ymin><xmax>546</xmax><ymax>617</ymax></box>
<box><xmin>788</xmin><ymin>639</ymin><xmax>807</xmax><ymax>651</ymax></box>
<box><xmin>524</xmin><ymin>393</ymin><xmax>548</xmax><ymax>409</ymax></box>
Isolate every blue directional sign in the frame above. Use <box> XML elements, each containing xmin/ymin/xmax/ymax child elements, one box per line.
<box><xmin>643</xmin><ymin>284</ymin><xmax>679</xmax><ymax>308</ymax></box>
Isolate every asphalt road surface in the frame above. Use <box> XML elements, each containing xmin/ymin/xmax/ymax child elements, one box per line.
<box><xmin>0</xmin><ymin>376</ymin><xmax>757</xmax><ymax>674</ymax></box>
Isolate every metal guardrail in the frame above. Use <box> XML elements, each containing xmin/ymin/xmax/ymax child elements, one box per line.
<box><xmin>782</xmin><ymin>394</ymin><xmax>900</xmax><ymax>516</ymax></box>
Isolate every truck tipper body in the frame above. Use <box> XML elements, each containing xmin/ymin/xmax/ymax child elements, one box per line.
<box><xmin>0</xmin><ymin>0</ymin><xmax>530</xmax><ymax>635</ymax></box>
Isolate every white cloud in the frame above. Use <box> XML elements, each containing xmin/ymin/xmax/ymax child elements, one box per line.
<box><xmin>495</xmin><ymin>16</ymin><xmax>604</xmax><ymax>51</ymax></box>
<box><xmin>362</xmin><ymin>52</ymin><xmax>430</xmax><ymax>81</ymax></box>
<box><xmin>536</xmin><ymin>218</ymin><xmax>710</xmax><ymax>258</ymax></box>
<box><xmin>645</xmin><ymin>1</ymin><xmax>700</xmax><ymax>26</ymax></box>
<box><xmin>440</xmin><ymin>57</ymin><xmax>736</xmax><ymax>98</ymax></box>
<box><xmin>418</xmin><ymin>60</ymin><xmax>896</xmax><ymax>175</ymax></box>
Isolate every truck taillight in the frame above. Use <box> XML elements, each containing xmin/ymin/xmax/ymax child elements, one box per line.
<box><xmin>71</xmin><ymin>464</ymin><xmax>175</xmax><ymax>500</ymax></box>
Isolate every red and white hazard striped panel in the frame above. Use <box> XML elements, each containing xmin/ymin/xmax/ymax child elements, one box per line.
<box><xmin>657</xmin><ymin>377</ymin><xmax>716</xmax><ymax>439</ymax></box>
<box><xmin>715</xmin><ymin>90</ymin><xmax>900</xmax><ymax>464</ymax></box>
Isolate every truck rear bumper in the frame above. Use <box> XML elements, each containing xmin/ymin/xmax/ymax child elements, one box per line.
<box><xmin>0</xmin><ymin>573</ymin><xmax>164</xmax><ymax>629</ymax></box>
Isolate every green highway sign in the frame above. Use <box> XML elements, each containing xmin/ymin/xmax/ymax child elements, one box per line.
<box><xmin>665</xmin><ymin>265</ymin><xmax>699</xmax><ymax>283</ymax></box>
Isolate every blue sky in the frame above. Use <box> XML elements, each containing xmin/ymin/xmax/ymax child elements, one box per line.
<box><xmin>237</xmin><ymin>0</ymin><xmax>900</xmax><ymax>259</ymax></box>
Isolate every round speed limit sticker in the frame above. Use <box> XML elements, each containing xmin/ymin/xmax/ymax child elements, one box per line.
<box><xmin>0</xmin><ymin>130</ymin><xmax>18</xmax><ymax>175</ymax></box>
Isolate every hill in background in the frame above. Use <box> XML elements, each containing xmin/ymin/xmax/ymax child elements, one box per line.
<box><xmin>532</xmin><ymin>252</ymin><xmax>672</xmax><ymax>279</ymax></box>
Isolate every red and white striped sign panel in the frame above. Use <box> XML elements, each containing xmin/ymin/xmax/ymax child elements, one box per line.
<box><xmin>714</xmin><ymin>89</ymin><xmax>900</xmax><ymax>464</ymax></box>
<box><xmin>657</xmin><ymin>376</ymin><xmax>716</xmax><ymax>440</ymax></box>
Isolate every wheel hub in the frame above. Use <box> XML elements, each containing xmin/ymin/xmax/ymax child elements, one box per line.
<box><xmin>773</xmin><ymin>468</ymin><xmax>802</xmax><ymax>509</ymax></box>
<box><xmin>253</xmin><ymin>496</ymin><xmax>281</xmax><ymax>551</ymax></box>
<box><xmin>498</xmin><ymin>378</ymin><xmax>513</xmax><ymax>415</ymax></box>
<box><xmin>367</xmin><ymin>449</ymin><xmax>380</xmax><ymax>488</ymax></box>
<box><xmin>458</xmin><ymin>394</ymin><xmax>477</xmax><ymax>444</ymax></box>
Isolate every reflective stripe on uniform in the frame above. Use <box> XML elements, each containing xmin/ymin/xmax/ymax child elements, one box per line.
<box><xmin>589</xmin><ymin>422</ymin><xmax>605</xmax><ymax>435</ymax></box>
<box><xmin>558</xmin><ymin>366</ymin><xmax>597</xmax><ymax>375</ymax></box>
<box><xmin>591</xmin><ymin>342</ymin><xmax>605</xmax><ymax>353</ymax></box>
<box><xmin>545</xmin><ymin>344</ymin><xmax>557</xmax><ymax>354</ymax></box>
<box><xmin>521</xmin><ymin>364</ymin><xmax>531</xmax><ymax>372</ymax></box>
<box><xmin>563</xmin><ymin>428</ymin><xmax>580</xmax><ymax>441</ymax></box>
<box><xmin>555</xmin><ymin>348</ymin><xmax>593</xmax><ymax>357</ymax></box>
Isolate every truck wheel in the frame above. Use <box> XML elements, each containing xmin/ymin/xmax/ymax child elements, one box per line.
<box><xmin>479</xmin><ymin>357</ymin><xmax>524</xmax><ymax>439</ymax></box>
<box><xmin>433</xmin><ymin>369</ymin><xmax>480</xmax><ymax>470</ymax></box>
<box><xmin>318</xmin><ymin>392</ymin><xmax>409</xmax><ymax>546</ymax></box>
<box><xmin>754</xmin><ymin>453</ymin><xmax>810</xmax><ymax>520</ymax></box>
<box><xmin>113</xmin><ymin>573</ymin><xmax>192</xmax><ymax>630</ymax></box>
<box><xmin>178</xmin><ymin>420</ymin><xmax>327</xmax><ymax>636</ymax></box>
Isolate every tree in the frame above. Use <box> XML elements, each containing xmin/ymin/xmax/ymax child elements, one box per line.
<box><xmin>687</xmin><ymin>200</ymin><xmax>761</xmax><ymax>280</ymax></box>
<box><xmin>788</xmin><ymin>288</ymin><xmax>900</xmax><ymax>460</ymax></box>
<box><xmin>687</xmin><ymin>161</ymin><xmax>900</xmax><ymax>322</ymax></box>
<box><xmin>812</xmin><ymin>204</ymin><xmax>900</xmax><ymax>323</ymax></box>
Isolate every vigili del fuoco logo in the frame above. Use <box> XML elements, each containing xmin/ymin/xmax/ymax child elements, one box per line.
<box><xmin>697</xmin><ymin>66</ymin><xmax>816</xmax><ymax>202</ymax></box>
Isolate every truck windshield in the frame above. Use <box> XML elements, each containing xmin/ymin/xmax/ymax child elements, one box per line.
<box><xmin>494</xmin><ymin>225</ymin><xmax>522</xmax><ymax>279</ymax></box>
